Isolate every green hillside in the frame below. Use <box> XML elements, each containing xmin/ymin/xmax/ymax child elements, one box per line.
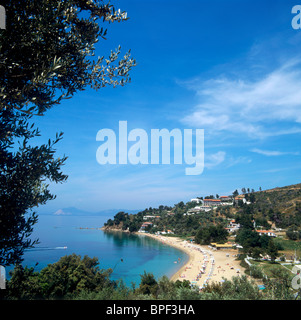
<box><xmin>253</xmin><ymin>183</ymin><xmax>301</xmax><ymax>214</ymax></box>
<box><xmin>250</xmin><ymin>183</ymin><xmax>301</xmax><ymax>230</ymax></box>
<box><xmin>103</xmin><ymin>183</ymin><xmax>301</xmax><ymax>236</ymax></box>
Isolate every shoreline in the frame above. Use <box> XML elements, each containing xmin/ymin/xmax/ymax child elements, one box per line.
<box><xmin>101</xmin><ymin>228</ymin><xmax>245</xmax><ymax>288</ymax></box>
<box><xmin>140</xmin><ymin>233</ymin><xmax>245</xmax><ymax>288</ymax></box>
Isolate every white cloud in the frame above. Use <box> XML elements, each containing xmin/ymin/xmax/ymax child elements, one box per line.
<box><xmin>181</xmin><ymin>59</ymin><xmax>301</xmax><ymax>139</ymax></box>
<box><xmin>226</xmin><ymin>156</ymin><xmax>252</xmax><ymax>167</ymax></box>
<box><xmin>251</xmin><ymin>148</ymin><xmax>300</xmax><ymax>156</ymax></box>
<box><xmin>205</xmin><ymin>151</ymin><xmax>226</xmax><ymax>168</ymax></box>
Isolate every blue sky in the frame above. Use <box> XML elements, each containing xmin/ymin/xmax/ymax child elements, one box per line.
<box><xmin>36</xmin><ymin>0</ymin><xmax>301</xmax><ymax>213</ymax></box>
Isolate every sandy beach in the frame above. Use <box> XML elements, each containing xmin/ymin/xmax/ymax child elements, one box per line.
<box><xmin>143</xmin><ymin>233</ymin><xmax>245</xmax><ymax>289</ymax></box>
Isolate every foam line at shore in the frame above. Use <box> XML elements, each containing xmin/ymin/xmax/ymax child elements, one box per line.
<box><xmin>139</xmin><ymin>233</ymin><xmax>245</xmax><ymax>289</ymax></box>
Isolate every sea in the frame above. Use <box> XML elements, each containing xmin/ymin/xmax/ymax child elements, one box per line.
<box><xmin>6</xmin><ymin>214</ymin><xmax>189</xmax><ymax>286</ymax></box>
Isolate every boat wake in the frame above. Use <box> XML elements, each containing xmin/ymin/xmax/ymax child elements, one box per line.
<box><xmin>25</xmin><ymin>246</ymin><xmax>68</xmax><ymax>251</ymax></box>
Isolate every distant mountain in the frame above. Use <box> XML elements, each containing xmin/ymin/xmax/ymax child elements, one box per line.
<box><xmin>53</xmin><ymin>207</ymin><xmax>142</xmax><ymax>217</ymax></box>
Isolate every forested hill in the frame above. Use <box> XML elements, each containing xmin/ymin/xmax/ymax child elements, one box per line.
<box><xmin>248</xmin><ymin>183</ymin><xmax>301</xmax><ymax>231</ymax></box>
<box><xmin>253</xmin><ymin>183</ymin><xmax>301</xmax><ymax>215</ymax></box>
<box><xmin>102</xmin><ymin>183</ymin><xmax>301</xmax><ymax>237</ymax></box>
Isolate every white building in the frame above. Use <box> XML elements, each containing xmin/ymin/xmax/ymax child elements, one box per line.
<box><xmin>143</xmin><ymin>215</ymin><xmax>160</xmax><ymax>220</ymax></box>
<box><xmin>234</xmin><ymin>195</ymin><xmax>247</xmax><ymax>204</ymax></box>
<box><xmin>226</xmin><ymin>219</ymin><xmax>240</xmax><ymax>233</ymax></box>
<box><xmin>190</xmin><ymin>198</ymin><xmax>203</xmax><ymax>204</ymax></box>
<box><xmin>256</xmin><ymin>230</ymin><xmax>276</xmax><ymax>237</ymax></box>
<box><xmin>203</xmin><ymin>199</ymin><xmax>221</xmax><ymax>207</ymax></box>
<box><xmin>198</xmin><ymin>205</ymin><xmax>212</xmax><ymax>212</ymax></box>
<box><xmin>219</xmin><ymin>196</ymin><xmax>231</xmax><ymax>201</ymax></box>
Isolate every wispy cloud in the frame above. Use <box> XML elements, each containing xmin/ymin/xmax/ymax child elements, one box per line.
<box><xmin>226</xmin><ymin>156</ymin><xmax>252</xmax><ymax>167</ymax></box>
<box><xmin>251</xmin><ymin>148</ymin><xmax>300</xmax><ymax>157</ymax></box>
<box><xmin>205</xmin><ymin>151</ymin><xmax>226</xmax><ymax>168</ymax></box>
<box><xmin>181</xmin><ymin>59</ymin><xmax>301</xmax><ymax>139</ymax></box>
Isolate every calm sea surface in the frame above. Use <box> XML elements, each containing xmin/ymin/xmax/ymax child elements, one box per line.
<box><xmin>8</xmin><ymin>215</ymin><xmax>189</xmax><ymax>286</ymax></box>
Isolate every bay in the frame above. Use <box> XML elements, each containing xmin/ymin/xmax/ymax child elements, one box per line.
<box><xmin>8</xmin><ymin>215</ymin><xmax>189</xmax><ymax>286</ymax></box>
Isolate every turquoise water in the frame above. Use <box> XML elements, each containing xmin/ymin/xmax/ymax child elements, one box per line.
<box><xmin>9</xmin><ymin>215</ymin><xmax>188</xmax><ymax>286</ymax></box>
